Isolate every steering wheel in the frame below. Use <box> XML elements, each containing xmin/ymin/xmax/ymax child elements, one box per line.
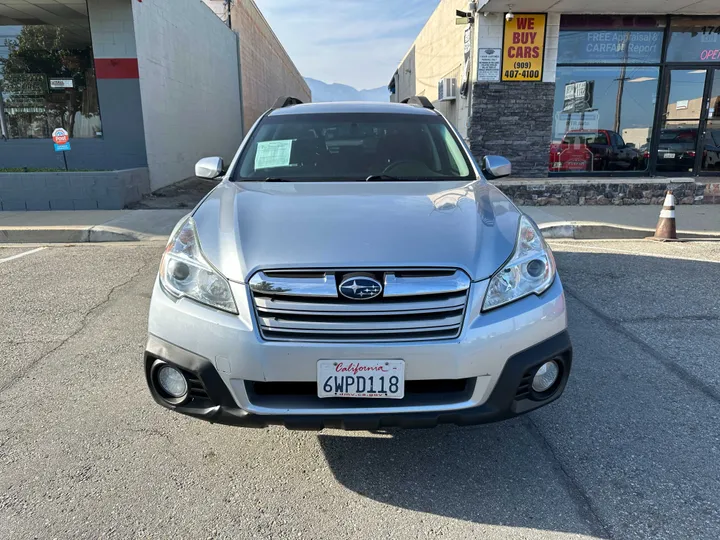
<box><xmin>382</xmin><ymin>160</ymin><xmax>418</xmax><ymax>175</ymax></box>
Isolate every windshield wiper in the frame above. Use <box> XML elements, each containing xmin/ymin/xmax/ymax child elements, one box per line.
<box><xmin>365</xmin><ymin>174</ymin><xmax>404</xmax><ymax>182</ymax></box>
<box><xmin>261</xmin><ymin>177</ymin><xmax>292</xmax><ymax>182</ymax></box>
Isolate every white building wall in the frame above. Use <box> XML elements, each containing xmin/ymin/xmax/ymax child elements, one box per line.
<box><xmin>131</xmin><ymin>0</ymin><xmax>243</xmax><ymax>190</ymax></box>
<box><xmin>87</xmin><ymin>0</ymin><xmax>137</xmax><ymax>59</ymax></box>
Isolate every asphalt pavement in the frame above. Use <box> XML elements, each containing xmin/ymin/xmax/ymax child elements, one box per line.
<box><xmin>0</xmin><ymin>240</ymin><xmax>718</xmax><ymax>539</ymax></box>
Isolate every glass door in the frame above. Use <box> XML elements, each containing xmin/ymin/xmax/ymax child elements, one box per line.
<box><xmin>701</xmin><ymin>70</ymin><xmax>720</xmax><ymax>173</ymax></box>
<box><xmin>656</xmin><ymin>69</ymin><xmax>708</xmax><ymax>174</ymax></box>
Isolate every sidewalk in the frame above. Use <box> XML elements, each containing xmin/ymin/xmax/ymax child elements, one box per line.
<box><xmin>523</xmin><ymin>205</ymin><xmax>720</xmax><ymax>239</ymax></box>
<box><xmin>0</xmin><ymin>205</ymin><xmax>718</xmax><ymax>243</ymax></box>
<box><xmin>0</xmin><ymin>209</ymin><xmax>188</xmax><ymax>243</ymax></box>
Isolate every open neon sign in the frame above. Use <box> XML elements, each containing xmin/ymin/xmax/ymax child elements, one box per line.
<box><xmin>700</xmin><ymin>49</ymin><xmax>720</xmax><ymax>60</ymax></box>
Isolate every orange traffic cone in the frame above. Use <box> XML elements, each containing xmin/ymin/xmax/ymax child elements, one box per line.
<box><xmin>651</xmin><ymin>190</ymin><xmax>678</xmax><ymax>241</ymax></box>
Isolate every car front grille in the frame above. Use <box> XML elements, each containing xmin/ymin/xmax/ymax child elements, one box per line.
<box><xmin>248</xmin><ymin>269</ymin><xmax>471</xmax><ymax>342</ymax></box>
<box><xmin>245</xmin><ymin>378</ymin><xmax>476</xmax><ymax>408</ymax></box>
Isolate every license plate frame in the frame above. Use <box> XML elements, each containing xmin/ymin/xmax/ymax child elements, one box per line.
<box><xmin>317</xmin><ymin>360</ymin><xmax>405</xmax><ymax>399</ymax></box>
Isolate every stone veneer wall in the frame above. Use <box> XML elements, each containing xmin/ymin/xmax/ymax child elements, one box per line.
<box><xmin>493</xmin><ymin>180</ymin><xmax>719</xmax><ymax>206</ymax></box>
<box><xmin>470</xmin><ymin>82</ymin><xmax>555</xmax><ymax>178</ymax></box>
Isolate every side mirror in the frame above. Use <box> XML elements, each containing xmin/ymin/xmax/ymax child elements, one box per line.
<box><xmin>482</xmin><ymin>155</ymin><xmax>511</xmax><ymax>179</ymax></box>
<box><xmin>195</xmin><ymin>157</ymin><xmax>224</xmax><ymax>179</ymax></box>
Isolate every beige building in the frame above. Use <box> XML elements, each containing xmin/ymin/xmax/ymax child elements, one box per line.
<box><xmin>389</xmin><ymin>0</ymin><xmax>473</xmax><ymax>137</ymax></box>
<box><xmin>203</xmin><ymin>0</ymin><xmax>310</xmax><ymax>133</ymax></box>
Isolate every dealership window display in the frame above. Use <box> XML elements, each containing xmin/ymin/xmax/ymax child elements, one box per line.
<box><xmin>550</xmin><ymin>16</ymin><xmax>665</xmax><ymax>174</ymax></box>
<box><xmin>0</xmin><ymin>17</ymin><xmax>101</xmax><ymax>140</ymax></box>
<box><xmin>551</xmin><ymin>15</ymin><xmax>720</xmax><ymax>176</ymax></box>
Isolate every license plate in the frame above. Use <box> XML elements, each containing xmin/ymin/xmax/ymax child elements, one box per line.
<box><xmin>664</xmin><ymin>153</ymin><xmax>676</xmax><ymax>159</ymax></box>
<box><xmin>317</xmin><ymin>360</ymin><xmax>405</xmax><ymax>399</ymax></box>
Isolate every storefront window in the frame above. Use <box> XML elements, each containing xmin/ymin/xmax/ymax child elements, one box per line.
<box><xmin>558</xmin><ymin>16</ymin><xmax>665</xmax><ymax>64</ymax></box>
<box><xmin>0</xmin><ymin>13</ymin><xmax>101</xmax><ymax>140</ymax></box>
<box><xmin>550</xmin><ymin>66</ymin><xmax>658</xmax><ymax>173</ymax></box>
<box><xmin>551</xmin><ymin>16</ymin><xmax>664</xmax><ymax>174</ymax></box>
<box><xmin>666</xmin><ymin>17</ymin><xmax>720</xmax><ymax>63</ymax></box>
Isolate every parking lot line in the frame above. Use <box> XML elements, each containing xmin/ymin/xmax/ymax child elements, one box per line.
<box><xmin>0</xmin><ymin>247</ymin><xmax>46</xmax><ymax>264</ymax></box>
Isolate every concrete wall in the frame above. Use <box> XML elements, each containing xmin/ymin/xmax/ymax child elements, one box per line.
<box><xmin>0</xmin><ymin>0</ymin><xmax>148</xmax><ymax>171</ymax></box>
<box><xmin>231</xmin><ymin>0</ymin><xmax>311</xmax><ymax>133</ymax></box>
<box><xmin>392</xmin><ymin>0</ymin><xmax>471</xmax><ymax>136</ymax></box>
<box><xmin>132</xmin><ymin>0</ymin><xmax>243</xmax><ymax>191</ymax></box>
<box><xmin>0</xmin><ymin>168</ymin><xmax>149</xmax><ymax>211</ymax></box>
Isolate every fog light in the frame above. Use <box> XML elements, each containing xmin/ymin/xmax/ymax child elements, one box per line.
<box><xmin>532</xmin><ymin>360</ymin><xmax>560</xmax><ymax>393</ymax></box>
<box><xmin>157</xmin><ymin>365</ymin><xmax>188</xmax><ymax>398</ymax></box>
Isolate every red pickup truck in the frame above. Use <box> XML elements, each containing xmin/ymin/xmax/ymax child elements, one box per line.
<box><xmin>549</xmin><ymin>129</ymin><xmax>641</xmax><ymax>172</ymax></box>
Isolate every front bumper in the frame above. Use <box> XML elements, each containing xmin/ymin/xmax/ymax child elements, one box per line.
<box><xmin>145</xmin><ymin>330</ymin><xmax>572</xmax><ymax>430</ymax></box>
<box><xmin>144</xmin><ymin>272</ymin><xmax>572</xmax><ymax>430</ymax></box>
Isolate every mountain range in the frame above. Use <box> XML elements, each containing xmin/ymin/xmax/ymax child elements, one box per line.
<box><xmin>305</xmin><ymin>78</ymin><xmax>389</xmax><ymax>103</ymax></box>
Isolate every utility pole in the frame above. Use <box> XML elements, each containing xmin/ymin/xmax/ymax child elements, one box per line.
<box><xmin>224</xmin><ymin>0</ymin><xmax>232</xmax><ymax>28</ymax></box>
<box><xmin>614</xmin><ymin>32</ymin><xmax>631</xmax><ymax>133</ymax></box>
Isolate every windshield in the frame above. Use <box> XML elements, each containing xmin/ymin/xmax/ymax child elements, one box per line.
<box><xmin>233</xmin><ymin>112</ymin><xmax>474</xmax><ymax>181</ymax></box>
<box><xmin>562</xmin><ymin>132</ymin><xmax>608</xmax><ymax>146</ymax></box>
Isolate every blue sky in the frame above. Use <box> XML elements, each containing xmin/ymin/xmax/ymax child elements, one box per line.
<box><xmin>255</xmin><ymin>0</ymin><xmax>440</xmax><ymax>90</ymax></box>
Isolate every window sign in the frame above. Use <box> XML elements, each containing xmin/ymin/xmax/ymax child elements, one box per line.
<box><xmin>554</xmin><ymin>111</ymin><xmax>599</xmax><ymax>139</ymax></box>
<box><xmin>667</xmin><ymin>18</ymin><xmax>720</xmax><ymax>63</ymax></box>
<box><xmin>49</xmin><ymin>78</ymin><xmax>74</xmax><ymax>89</ymax></box>
<box><xmin>477</xmin><ymin>48</ymin><xmax>501</xmax><ymax>81</ymax></box>
<box><xmin>255</xmin><ymin>140</ymin><xmax>293</xmax><ymax>169</ymax></box>
<box><xmin>502</xmin><ymin>14</ymin><xmax>546</xmax><ymax>81</ymax></box>
<box><xmin>558</xmin><ymin>30</ymin><xmax>663</xmax><ymax>64</ymax></box>
<box><xmin>562</xmin><ymin>81</ymin><xmax>594</xmax><ymax>112</ymax></box>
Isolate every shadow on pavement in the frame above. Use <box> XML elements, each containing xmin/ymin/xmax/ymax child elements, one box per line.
<box><xmin>318</xmin><ymin>422</ymin><xmax>606</xmax><ymax>538</ymax></box>
<box><xmin>318</xmin><ymin>249</ymin><xmax>719</xmax><ymax>539</ymax></box>
<box><xmin>128</xmin><ymin>176</ymin><xmax>219</xmax><ymax>209</ymax></box>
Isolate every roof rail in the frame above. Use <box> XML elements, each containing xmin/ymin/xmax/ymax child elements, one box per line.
<box><xmin>401</xmin><ymin>96</ymin><xmax>434</xmax><ymax>110</ymax></box>
<box><xmin>272</xmin><ymin>96</ymin><xmax>304</xmax><ymax>109</ymax></box>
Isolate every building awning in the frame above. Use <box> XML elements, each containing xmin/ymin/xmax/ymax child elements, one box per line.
<box><xmin>480</xmin><ymin>0</ymin><xmax>717</xmax><ymax>14</ymax></box>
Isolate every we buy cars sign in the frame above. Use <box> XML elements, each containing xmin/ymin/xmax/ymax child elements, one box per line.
<box><xmin>52</xmin><ymin>128</ymin><xmax>69</xmax><ymax>145</ymax></box>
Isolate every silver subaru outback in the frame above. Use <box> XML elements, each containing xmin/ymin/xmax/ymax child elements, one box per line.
<box><xmin>144</xmin><ymin>97</ymin><xmax>571</xmax><ymax>430</ymax></box>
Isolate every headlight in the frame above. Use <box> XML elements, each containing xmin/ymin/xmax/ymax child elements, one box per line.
<box><xmin>482</xmin><ymin>215</ymin><xmax>556</xmax><ymax>311</ymax></box>
<box><xmin>159</xmin><ymin>217</ymin><xmax>238</xmax><ymax>314</ymax></box>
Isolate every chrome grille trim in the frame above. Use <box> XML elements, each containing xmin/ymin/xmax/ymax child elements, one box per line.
<box><xmin>249</xmin><ymin>271</ymin><xmax>337</xmax><ymax>297</ymax></box>
<box><xmin>249</xmin><ymin>269</ymin><xmax>470</xmax><ymax>343</ymax></box>
<box><xmin>383</xmin><ymin>272</ymin><xmax>471</xmax><ymax>297</ymax></box>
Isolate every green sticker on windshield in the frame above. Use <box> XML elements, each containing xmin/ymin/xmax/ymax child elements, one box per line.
<box><xmin>255</xmin><ymin>140</ymin><xmax>293</xmax><ymax>169</ymax></box>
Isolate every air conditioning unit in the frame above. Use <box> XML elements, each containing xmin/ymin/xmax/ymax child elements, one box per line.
<box><xmin>438</xmin><ymin>78</ymin><xmax>457</xmax><ymax>101</ymax></box>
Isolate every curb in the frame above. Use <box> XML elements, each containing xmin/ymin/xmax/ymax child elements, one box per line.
<box><xmin>2</xmin><ymin>222</ymin><xmax>719</xmax><ymax>244</ymax></box>
<box><xmin>0</xmin><ymin>226</ymin><xmax>167</xmax><ymax>244</ymax></box>
<box><xmin>539</xmin><ymin>221</ymin><xmax>720</xmax><ymax>240</ymax></box>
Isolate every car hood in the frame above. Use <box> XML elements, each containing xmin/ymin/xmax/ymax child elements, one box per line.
<box><xmin>192</xmin><ymin>180</ymin><xmax>520</xmax><ymax>283</ymax></box>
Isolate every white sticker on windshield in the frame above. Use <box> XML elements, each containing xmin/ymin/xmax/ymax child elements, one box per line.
<box><xmin>255</xmin><ymin>140</ymin><xmax>293</xmax><ymax>169</ymax></box>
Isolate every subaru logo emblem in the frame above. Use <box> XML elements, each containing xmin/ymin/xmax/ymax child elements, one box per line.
<box><xmin>339</xmin><ymin>276</ymin><xmax>383</xmax><ymax>300</ymax></box>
